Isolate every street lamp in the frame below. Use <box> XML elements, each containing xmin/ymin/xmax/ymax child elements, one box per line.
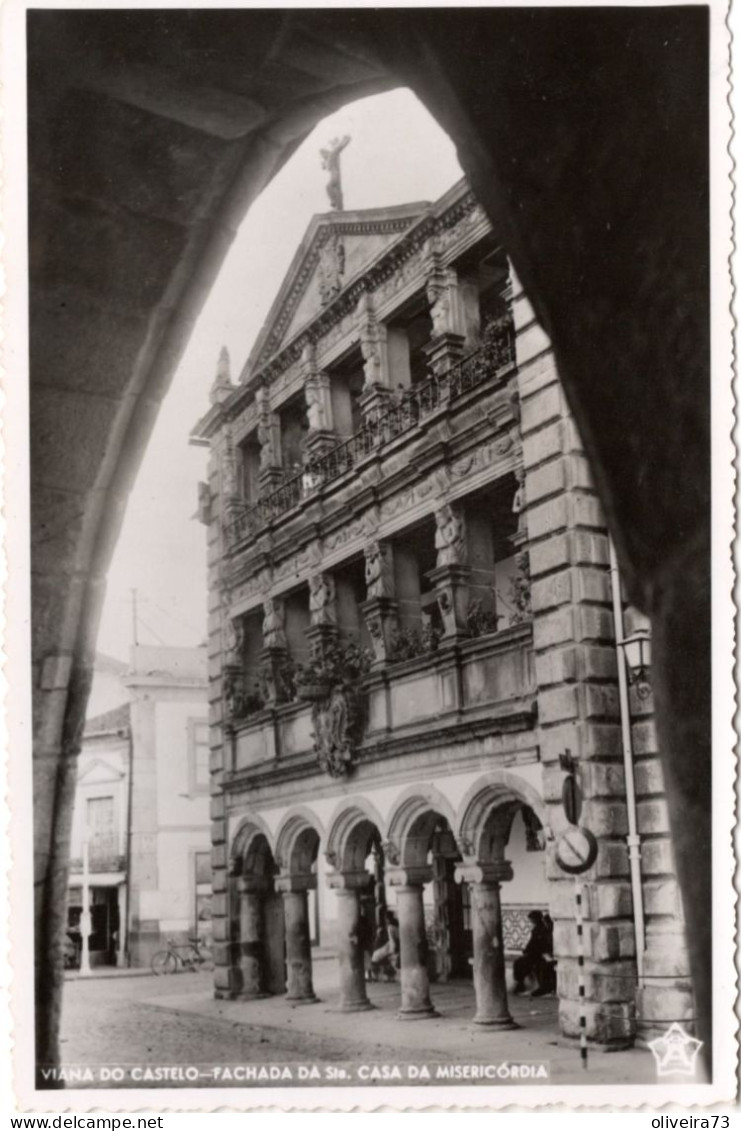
<box><xmin>618</xmin><ymin>627</ymin><xmax>652</xmax><ymax>699</ymax></box>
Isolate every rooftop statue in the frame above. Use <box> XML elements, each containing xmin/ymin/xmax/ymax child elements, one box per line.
<box><xmin>320</xmin><ymin>135</ymin><xmax>351</xmax><ymax>211</ymax></box>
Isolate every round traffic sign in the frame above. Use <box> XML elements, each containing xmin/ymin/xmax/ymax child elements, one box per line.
<box><xmin>555</xmin><ymin>826</ymin><xmax>598</xmax><ymax>875</ymax></box>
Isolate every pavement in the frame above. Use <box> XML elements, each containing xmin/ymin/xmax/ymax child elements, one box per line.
<box><xmin>56</xmin><ymin>958</ymin><xmax>659</xmax><ymax>1091</ymax></box>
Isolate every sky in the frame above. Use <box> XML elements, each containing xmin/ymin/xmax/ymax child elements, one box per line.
<box><xmin>95</xmin><ymin>88</ymin><xmax>463</xmax><ymax>662</ymax></box>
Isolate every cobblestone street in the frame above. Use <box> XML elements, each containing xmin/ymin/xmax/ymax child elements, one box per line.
<box><xmin>57</xmin><ymin>962</ymin><xmax>658</xmax><ymax>1092</ymax></box>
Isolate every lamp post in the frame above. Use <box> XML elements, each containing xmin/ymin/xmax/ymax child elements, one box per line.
<box><xmin>618</xmin><ymin>627</ymin><xmax>652</xmax><ymax>699</ymax></box>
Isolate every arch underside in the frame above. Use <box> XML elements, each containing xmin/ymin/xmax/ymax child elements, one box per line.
<box><xmin>27</xmin><ymin>7</ymin><xmax>712</xmax><ymax>1068</ymax></box>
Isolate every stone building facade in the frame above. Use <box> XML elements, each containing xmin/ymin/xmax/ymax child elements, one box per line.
<box><xmin>67</xmin><ymin>646</ymin><xmax>212</xmax><ymax>969</ymax></box>
<box><xmin>192</xmin><ymin>179</ymin><xmax>693</xmax><ymax>1044</ymax></box>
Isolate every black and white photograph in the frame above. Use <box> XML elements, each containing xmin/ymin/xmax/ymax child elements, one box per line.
<box><xmin>6</xmin><ymin>0</ymin><xmax>735</xmax><ymax>1112</ymax></box>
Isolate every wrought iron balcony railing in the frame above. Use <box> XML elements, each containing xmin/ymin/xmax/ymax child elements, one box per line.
<box><xmin>227</xmin><ymin>319</ymin><xmax>515</xmax><ymax>545</ymax></box>
<box><xmin>69</xmin><ymin>837</ymin><xmax>126</xmax><ymax>874</ymax></box>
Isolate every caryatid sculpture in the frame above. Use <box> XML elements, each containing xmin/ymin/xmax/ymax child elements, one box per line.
<box><xmin>309</xmin><ymin>573</ymin><xmax>337</xmax><ymax>627</ymax></box>
<box><xmin>223</xmin><ymin>615</ymin><xmax>245</xmax><ymax>667</ymax></box>
<box><xmin>320</xmin><ymin>135</ymin><xmax>351</xmax><ymax>211</ymax></box>
<box><xmin>262</xmin><ymin>596</ymin><xmax>286</xmax><ymax>650</ymax></box>
<box><xmin>364</xmin><ymin>542</ymin><xmax>393</xmax><ymax>600</ymax></box>
<box><xmin>435</xmin><ymin>504</ymin><xmax>467</xmax><ymax>567</ymax></box>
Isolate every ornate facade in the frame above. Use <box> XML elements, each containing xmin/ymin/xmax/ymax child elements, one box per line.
<box><xmin>192</xmin><ymin>180</ymin><xmax>693</xmax><ymax>1044</ymax></box>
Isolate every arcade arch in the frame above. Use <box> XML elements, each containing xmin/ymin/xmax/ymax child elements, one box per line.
<box><xmin>229</xmin><ymin>822</ymin><xmax>285</xmax><ymax>1000</ymax></box>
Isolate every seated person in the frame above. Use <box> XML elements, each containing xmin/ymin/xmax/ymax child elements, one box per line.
<box><xmin>513</xmin><ymin>909</ymin><xmax>556</xmax><ymax>997</ymax></box>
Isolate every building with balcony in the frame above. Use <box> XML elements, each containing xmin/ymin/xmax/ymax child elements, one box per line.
<box><xmin>67</xmin><ymin>646</ymin><xmax>211</xmax><ymax>969</ymax></box>
<box><xmin>192</xmin><ymin>178</ymin><xmax>693</xmax><ymax>1044</ymax></box>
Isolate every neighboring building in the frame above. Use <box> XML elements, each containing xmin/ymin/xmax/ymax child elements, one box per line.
<box><xmin>67</xmin><ymin>645</ymin><xmax>211</xmax><ymax>968</ymax></box>
<box><xmin>192</xmin><ymin>178</ymin><xmax>693</xmax><ymax>1043</ymax></box>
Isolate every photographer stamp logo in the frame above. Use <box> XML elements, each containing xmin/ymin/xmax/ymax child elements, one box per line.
<box><xmin>648</xmin><ymin>1024</ymin><xmax>704</xmax><ymax>1078</ymax></box>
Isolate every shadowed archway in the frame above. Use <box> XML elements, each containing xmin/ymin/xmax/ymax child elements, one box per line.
<box><xmin>27</xmin><ymin>7</ymin><xmax>712</xmax><ymax>1073</ymax></box>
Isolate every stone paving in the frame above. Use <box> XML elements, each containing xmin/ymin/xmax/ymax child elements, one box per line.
<box><xmin>58</xmin><ymin>960</ymin><xmax>658</xmax><ymax>1092</ymax></box>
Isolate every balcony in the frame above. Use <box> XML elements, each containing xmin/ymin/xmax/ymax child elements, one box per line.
<box><xmin>69</xmin><ymin>837</ymin><xmax>126</xmax><ymax>875</ymax></box>
<box><xmin>226</xmin><ymin>322</ymin><xmax>515</xmax><ymax>546</ymax></box>
<box><xmin>230</xmin><ymin>622</ymin><xmax>534</xmax><ymax>778</ymax></box>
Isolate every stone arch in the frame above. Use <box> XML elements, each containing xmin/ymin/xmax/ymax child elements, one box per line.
<box><xmin>28</xmin><ymin>8</ymin><xmax>712</xmax><ymax>1065</ymax></box>
<box><xmin>456</xmin><ymin>771</ymin><xmax>548</xmax><ymax>862</ymax></box>
<box><xmin>274</xmin><ymin>807</ymin><xmax>324</xmax><ymax>878</ymax></box>
<box><xmin>386</xmin><ymin>784</ymin><xmax>458</xmax><ymax>870</ymax></box>
<box><xmin>229</xmin><ymin>816</ymin><xmax>276</xmax><ymax>879</ymax></box>
<box><xmin>325</xmin><ymin>796</ymin><xmax>386</xmax><ymax>874</ymax></box>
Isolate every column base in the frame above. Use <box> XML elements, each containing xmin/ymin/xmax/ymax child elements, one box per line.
<box><xmin>397</xmin><ymin>1006</ymin><xmax>439</xmax><ymax>1021</ymax></box>
<box><xmin>472</xmin><ymin>1016</ymin><xmax>519</xmax><ymax>1030</ymax></box>
<box><xmin>332</xmin><ymin>1000</ymin><xmax>376</xmax><ymax>1013</ymax></box>
<box><xmin>285</xmin><ymin>993</ymin><xmax>320</xmax><ymax>1005</ymax></box>
<box><xmin>234</xmin><ymin>991</ymin><xmax>272</xmax><ymax>1001</ymax></box>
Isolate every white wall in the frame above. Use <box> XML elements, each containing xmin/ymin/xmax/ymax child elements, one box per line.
<box><xmin>502</xmin><ymin>808</ymin><xmax>550</xmax><ymax>906</ymax></box>
<box><xmin>71</xmin><ymin>735</ymin><xmax>129</xmax><ymax>860</ymax></box>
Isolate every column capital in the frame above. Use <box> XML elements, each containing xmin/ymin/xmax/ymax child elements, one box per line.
<box><xmin>275</xmin><ymin>873</ymin><xmax>317</xmax><ymax>894</ymax></box>
<box><xmin>455</xmin><ymin>860</ymin><xmax>513</xmax><ymax>886</ymax></box>
<box><xmin>237</xmin><ymin>876</ymin><xmax>271</xmax><ymax>895</ymax></box>
<box><xmin>386</xmin><ymin>865</ymin><xmax>433</xmax><ymax>888</ymax></box>
<box><xmin>325</xmin><ymin>870</ymin><xmax>373</xmax><ymax>892</ymax></box>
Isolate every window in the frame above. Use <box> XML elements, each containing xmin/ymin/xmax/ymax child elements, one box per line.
<box><xmin>238</xmin><ymin>433</ymin><xmax>261</xmax><ymax>503</ymax></box>
<box><xmin>279</xmin><ymin>394</ymin><xmax>309</xmax><ymax>475</ymax></box>
<box><xmin>188</xmin><ymin>718</ymin><xmax>210</xmax><ymax>794</ymax></box>
<box><xmin>283</xmin><ymin>585</ymin><xmax>311</xmax><ymax>667</ymax></box>
<box><xmin>329</xmin><ymin>350</ymin><xmax>365</xmax><ymax>437</ymax></box>
<box><xmin>195</xmin><ymin>850</ymin><xmax>211</xmax><ymax>885</ymax></box>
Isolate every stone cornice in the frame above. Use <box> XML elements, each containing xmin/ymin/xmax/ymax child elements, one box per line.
<box><xmin>224</xmin><ymin>689</ymin><xmax>537</xmax><ymax>795</ymax></box>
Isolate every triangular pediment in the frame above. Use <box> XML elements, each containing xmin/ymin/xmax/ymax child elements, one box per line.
<box><xmin>242</xmin><ymin>202</ymin><xmax>429</xmax><ymax>378</ymax></box>
<box><xmin>78</xmin><ymin>757</ymin><xmax>125</xmax><ymax>786</ymax></box>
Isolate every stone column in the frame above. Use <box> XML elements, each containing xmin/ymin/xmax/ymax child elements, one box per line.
<box><xmin>388</xmin><ymin>867</ymin><xmax>438</xmax><ymax>1020</ymax></box>
<box><xmin>457</xmin><ymin>862</ymin><xmax>517</xmax><ymax>1029</ymax></box>
<box><xmin>255</xmin><ymin>385</ymin><xmax>283</xmax><ymax>493</ymax></box>
<box><xmin>329</xmin><ymin>871</ymin><xmax>374</xmax><ymax>1012</ymax></box>
<box><xmin>427</xmin><ymin>503</ymin><xmax>470</xmax><ymax>639</ymax></box>
<box><xmin>424</xmin><ymin>246</ymin><xmax>467</xmax><ymax>377</ymax></box>
<box><xmin>236</xmin><ymin>878</ymin><xmax>268</xmax><ymax>1000</ymax></box>
<box><xmin>260</xmin><ymin>596</ymin><xmax>288</xmax><ymax>704</ymax></box>
<box><xmin>361</xmin><ymin>541</ymin><xmax>398</xmax><ymax>664</ymax></box>
<box><xmin>356</xmin><ymin>293</ymin><xmax>393</xmax><ymax>423</ymax></box>
<box><xmin>276</xmin><ymin>877</ymin><xmax>318</xmax><ymax>1004</ymax></box>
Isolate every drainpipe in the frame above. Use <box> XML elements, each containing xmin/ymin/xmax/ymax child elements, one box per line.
<box><xmin>609</xmin><ymin>537</ymin><xmax>646</xmax><ymax>978</ymax></box>
<box><xmin>123</xmin><ymin>724</ymin><xmax>134</xmax><ymax>967</ymax></box>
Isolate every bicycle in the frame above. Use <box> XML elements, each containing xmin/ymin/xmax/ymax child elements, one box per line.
<box><xmin>151</xmin><ymin>936</ymin><xmax>213</xmax><ymax>975</ymax></box>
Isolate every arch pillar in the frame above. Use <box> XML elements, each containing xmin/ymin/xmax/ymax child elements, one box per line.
<box><xmin>387</xmin><ymin>866</ymin><xmax>438</xmax><ymax>1020</ymax></box>
<box><xmin>456</xmin><ymin>861</ymin><xmax>518</xmax><ymax>1030</ymax></box>
<box><xmin>275</xmin><ymin>874</ymin><xmax>318</xmax><ymax>1004</ymax></box>
<box><xmin>327</xmin><ymin>870</ymin><xmax>375</xmax><ymax>1013</ymax></box>
<box><xmin>236</xmin><ymin>877</ymin><xmax>270</xmax><ymax>1000</ymax></box>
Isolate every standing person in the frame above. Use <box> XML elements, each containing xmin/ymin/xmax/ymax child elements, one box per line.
<box><xmin>371</xmin><ymin>910</ymin><xmax>399</xmax><ymax>981</ymax></box>
<box><xmin>512</xmin><ymin>910</ymin><xmax>552</xmax><ymax>996</ymax></box>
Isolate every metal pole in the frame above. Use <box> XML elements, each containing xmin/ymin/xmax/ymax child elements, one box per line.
<box><xmin>609</xmin><ymin>537</ymin><xmax>646</xmax><ymax>977</ymax></box>
<box><xmin>79</xmin><ymin>840</ymin><xmax>92</xmax><ymax>977</ymax></box>
<box><xmin>575</xmin><ymin>880</ymin><xmax>587</xmax><ymax>1071</ymax></box>
<box><xmin>131</xmin><ymin>588</ymin><xmax>139</xmax><ymax>647</ymax></box>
